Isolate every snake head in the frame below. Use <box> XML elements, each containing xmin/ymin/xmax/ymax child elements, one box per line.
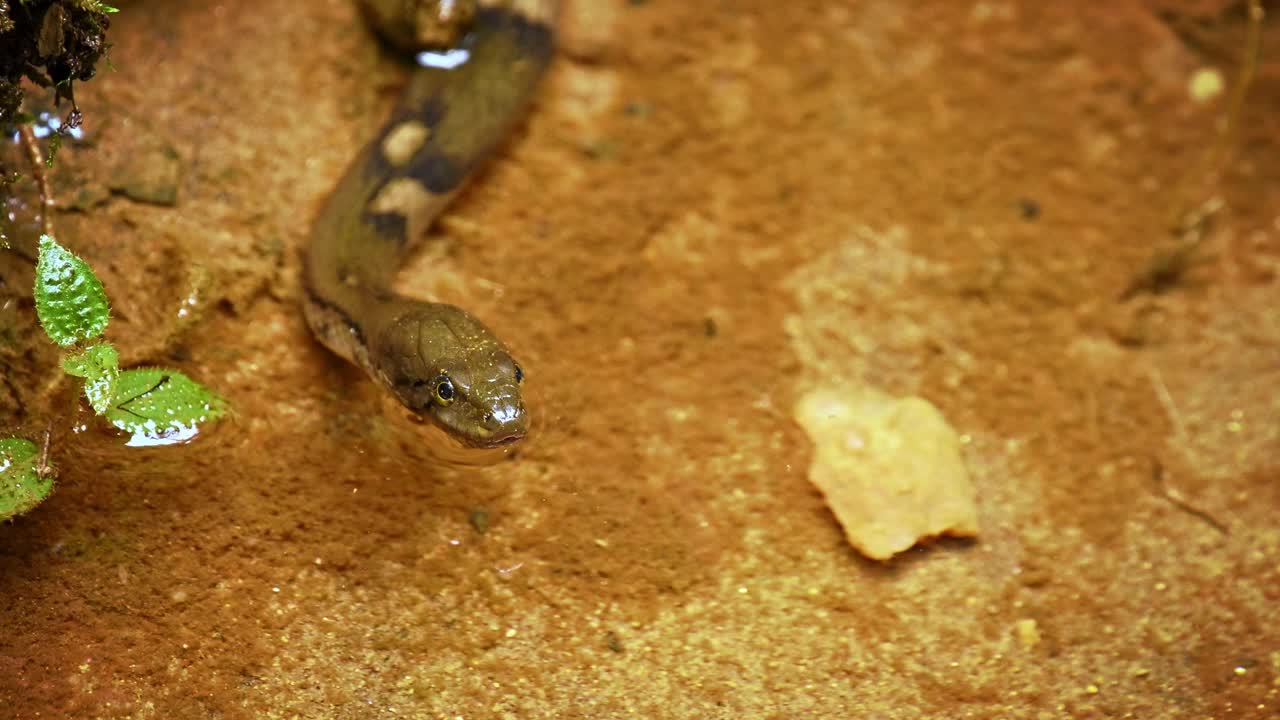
<box><xmin>372</xmin><ymin>303</ymin><xmax>527</xmax><ymax>447</ymax></box>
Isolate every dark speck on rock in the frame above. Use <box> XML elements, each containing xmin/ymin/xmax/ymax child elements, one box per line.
<box><xmin>1017</xmin><ymin>197</ymin><xmax>1040</xmax><ymax>221</ymax></box>
<box><xmin>469</xmin><ymin>507</ymin><xmax>490</xmax><ymax>535</ymax></box>
<box><xmin>605</xmin><ymin>630</ymin><xmax>624</xmax><ymax>653</ymax></box>
<box><xmin>624</xmin><ymin>101</ymin><xmax>653</xmax><ymax>117</ymax></box>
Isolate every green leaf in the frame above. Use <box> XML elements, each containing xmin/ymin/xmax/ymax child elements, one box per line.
<box><xmin>0</xmin><ymin>438</ymin><xmax>53</xmax><ymax>521</ymax></box>
<box><xmin>62</xmin><ymin>343</ymin><xmax>120</xmax><ymax>414</ymax></box>
<box><xmin>105</xmin><ymin>368</ymin><xmax>228</xmax><ymax>446</ymax></box>
<box><xmin>34</xmin><ymin>235</ymin><xmax>110</xmax><ymax>347</ymax></box>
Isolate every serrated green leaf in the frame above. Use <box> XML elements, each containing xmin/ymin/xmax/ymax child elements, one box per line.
<box><xmin>34</xmin><ymin>235</ymin><xmax>110</xmax><ymax>347</ymax></box>
<box><xmin>0</xmin><ymin>437</ymin><xmax>54</xmax><ymax>521</ymax></box>
<box><xmin>106</xmin><ymin>368</ymin><xmax>228</xmax><ymax>447</ymax></box>
<box><xmin>62</xmin><ymin>343</ymin><xmax>121</xmax><ymax>414</ymax></box>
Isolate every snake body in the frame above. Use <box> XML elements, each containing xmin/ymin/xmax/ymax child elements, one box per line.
<box><xmin>303</xmin><ymin>1</ymin><xmax>556</xmax><ymax>447</ymax></box>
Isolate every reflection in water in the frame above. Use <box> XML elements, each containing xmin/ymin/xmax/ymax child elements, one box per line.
<box><xmin>1</xmin><ymin>193</ymin><xmax>41</xmax><ymax>258</ymax></box>
<box><xmin>406</xmin><ymin>409</ymin><xmax>521</xmax><ymax>467</ymax></box>
<box><xmin>415</xmin><ymin>48</ymin><xmax>470</xmax><ymax>69</ymax></box>
<box><xmin>13</xmin><ymin>110</ymin><xmax>85</xmax><ymax>141</ymax></box>
<box><xmin>2</xmin><ymin>110</ymin><xmax>82</xmax><ymax>257</ymax></box>
<box><xmin>125</xmin><ymin>421</ymin><xmax>203</xmax><ymax>448</ymax></box>
<box><xmin>176</xmin><ymin>284</ymin><xmax>202</xmax><ymax>320</ymax></box>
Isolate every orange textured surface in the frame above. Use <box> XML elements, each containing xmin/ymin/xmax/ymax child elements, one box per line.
<box><xmin>1</xmin><ymin>1</ymin><xmax>1278</xmax><ymax>717</ymax></box>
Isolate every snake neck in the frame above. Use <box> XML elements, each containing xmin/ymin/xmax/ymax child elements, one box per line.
<box><xmin>303</xmin><ymin>4</ymin><xmax>555</xmax><ymax>357</ymax></box>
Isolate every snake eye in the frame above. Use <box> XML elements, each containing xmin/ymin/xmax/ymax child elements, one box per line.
<box><xmin>514</xmin><ymin>364</ymin><xmax>524</xmax><ymax>384</ymax></box>
<box><xmin>434</xmin><ymin>376</ymin><xmax>455</xmax><ymax>405</ymax></box>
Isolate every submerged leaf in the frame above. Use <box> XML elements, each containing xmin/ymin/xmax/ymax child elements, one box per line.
<box><xmin>62</xmin><ymin>343</ymin><xmax>120</xmax><ymax>414</ymax></box>
<box><xmin>34</xmin><ymin>235</ymin><xmax>110</xmax><ymax>346</ymax></box>
<box><xmin>0</xmin><ymin>437</ymin><xmax>53</xmax><ymax>521</ymax></box>
<box><xmin>105</xmin><ymin>368</ymin><xmax>228</xmax><ymax>447</ymax></box>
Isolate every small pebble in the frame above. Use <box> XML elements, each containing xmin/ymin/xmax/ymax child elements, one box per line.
<box><xmin>1188</xmin><ymin>68</ymin><xmax>1224</xmax><ymax>103</ymax></box>
<box><xmin>1015</xmin><ymin>618</ymin><xmax>1040</xmax><ymax>648</ymax></box>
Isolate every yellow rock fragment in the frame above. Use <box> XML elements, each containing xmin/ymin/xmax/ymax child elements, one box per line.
<box><xmin>793</xmin><ymin>385</ymin><xmax>979</xmax><ymax>560</ymax></box>
<box><xmin>1015</xmin><ymin>619</ymin><xmax>1040</xmax><ymax>649</ymax></box>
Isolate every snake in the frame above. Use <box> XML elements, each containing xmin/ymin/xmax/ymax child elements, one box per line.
<box><xmin>302</xmin><ymin>0</ymin><xmax>557</xmax><ymax>448</ymax></box>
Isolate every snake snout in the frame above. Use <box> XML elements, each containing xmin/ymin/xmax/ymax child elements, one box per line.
<box><xmin>482</xmin><ymin>402</ymin><xmax>527</xmax><ymax>444</ymax></box>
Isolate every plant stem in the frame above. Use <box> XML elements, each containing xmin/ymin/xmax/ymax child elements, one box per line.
<box><xmin>1167</xmin><ymin>0</ymin><xmax>1264</xmax><ymax>233</ymax></box>
<box><xmin>16</xmin><ymin>123</ymin><xmax>55</xmax><ymax>238</ymax></box>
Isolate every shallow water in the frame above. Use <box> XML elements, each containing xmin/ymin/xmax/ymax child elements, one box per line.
<box><xmin>2</xmin><ymin>1</ymin><xmax>1279</xmax><ymax>717</ymax></box>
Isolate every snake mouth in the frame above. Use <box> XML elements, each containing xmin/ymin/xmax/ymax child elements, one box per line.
<box><xmin>404</xmin><ymin>410</ymin><xmax>526</xmax><ymax>467</ymax></box>
<box><xmin>466</xmin><ymin>427</ymin><xmax>527</xmax><ymax>449</ymax></box>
